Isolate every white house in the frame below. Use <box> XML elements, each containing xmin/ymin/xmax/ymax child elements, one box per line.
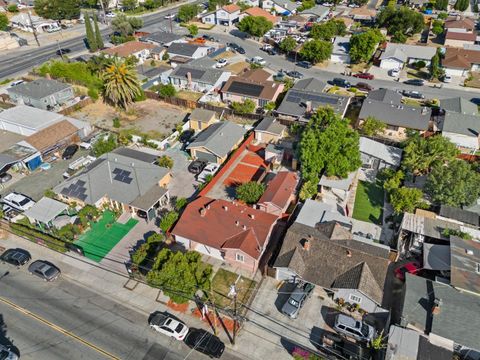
<box><xmin>441</xmin><ymin>111</ymin><xmax>480</xmax><ymax>151</ymax></box>
<box><xmin>201</xmin><ymin>4</ymin><xmax>241</xmax><ymax>26</ymax></box>
<box><xmin>331</xmin><ymin>36</ymin><xmax>351</xmax><ymax>64</ymax></box>
<box><xmin>168</xmin><ymin>65</ymin><xmax>231</xmax><ymax>93</ymax></box>
<box><xmin>379</xmin><ymin>43</ymin><xmax>437</xmax><ymax>70</ymax></box>
<box><xmin>10</xmin><ymin>13</ymin><xmax>59</xmax><ymax>33</ymax></box>
<box><xmin>102</xmin><ymin>41</ymin><xmax>156</xmax><ymax>64</ymax></box>
<box><xmin>262</xmin><ymin>0</ymin><xmax>300</xmax><ymax>16</ymax></box>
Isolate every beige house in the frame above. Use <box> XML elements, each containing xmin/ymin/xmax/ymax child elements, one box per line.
<box><xmin>254</xmin><ymin>116</ymin><xmax>286</xmax><ymax>144</ymax></box>
<box><xmin>189</xmin><ymin>108</ymin><xmax>217</xmax><ymax>131</ymax></box>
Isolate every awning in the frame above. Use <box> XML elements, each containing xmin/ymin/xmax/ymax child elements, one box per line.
<box><xmin>130</xmin><ymin>186</ymin><xmax>168</xmax><ymax>211</ymax></box>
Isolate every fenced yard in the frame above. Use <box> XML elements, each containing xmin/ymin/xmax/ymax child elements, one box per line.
<box><xmin>352</xmin><ymin>181</ymin><xmax>384</xmax><ymax>225</ymax></box>
<box><xmin>210</xmin><ymin>268</ymin><xmax>257</xmax><ymax>311</ymax></box>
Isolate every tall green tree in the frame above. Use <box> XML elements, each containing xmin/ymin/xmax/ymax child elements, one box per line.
<box><xmin>279</xmin><ymin>36</ymin><xmax>297</xmax><ymax>53</ymax></box>
<box><xmin>236</xmin><ymin>182</ymin><xmax>265</xmax><ymax>204</ymax></box>
<box><xmin>121</xmin><ymin>0</ymin><xmax>138</xmax><ymax>10</ymax></box>
<box><xmin>34</xmin><ymin>0</ymin><xmax>81</xmax><ymax>20</ymax></box>
<box><xmin>93</xmin><ymin>13</ymin><xmax>104</xmax><ymax>50</ymax></box>
<box><xmin>299</xmin><ymin>39</ymin><xmax>333</xmax><ymax>64</ymax></box>
<box><xmin>429</xmin><ymin>48</ymin><xmax>444</xmax><ymax>80</ymax></box>
<box><xmin>237</xmin><ymin>16</ymin><xmax>273</xmax><ymax>37</ymax></box>
<box><xmin>390</xmin><ymin>187</ymin><xmax>428</xmax><ymax>214</ymax></box>
<box><xmin>431</xmin><ymin>20</ymin><xmax>444</xmax><ymax>36</ymax></box>
<box><xmin>435</xmin><ymin>0</ymin><xmax>448</xmax><ymax>10</ymax></box>
<box><xmin>0</xmin><ymin>13</ymin><xmax>8</xmax><ymax>31</ymax></box>
<box><xmin>349</xmin><ymin>29</ymin><xmax>383</xmax><ymax>63</ymax></box>
<box><xmin>177</xmin><ymin>4</ymin><xmax>199</xmax><ymax>22</ymax></box>
<box><xmin>187</xmin><ymin>24</ymin><xmax>198</xmax><ymax>37</ymax></box>
<box><xmin>425</xmin><ymin>160</ymin><xmax>480</xmax><ymax>207</ymax></box>
<box><xmin>85</xmin><ymin>14</ymin><xmax>97</xmax><ymax>52</ymax></box>
<box><xmin>360</xmin><ymin>116</ymin><xmax>386</xmax><ymax>136</ymax></box>
<box><xmin>101</xmin><ymin>57</ymin><xmax>142</xmax><ymax>109</ymax></box>
<box><xmin>454</xmin><ymin>0</ymin><xmax>469</xmax><ymax>11</ymax></box>
<box><xmin>111</xmin><ymin>14</ymin><xmax>143</xmax><ymax>36</ymax></box>
<box><xmin>376</xmin><ymin>6</ymin><xmax>424</xmax><ymax>43</ymax></box>
<box><xmin>309</xmin><ymin>19</ymin><xmax>346</xmax><ymax>40</ymax></box>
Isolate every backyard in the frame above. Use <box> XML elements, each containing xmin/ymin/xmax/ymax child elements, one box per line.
<box><xmin>74</xmin><ymin>211</ymin><xmax>138</xmax><ymax>262</ymax></box>
<box><xmin>210</xmin><ymin>268</ymin><xmax>257</xmax><ymax>312</ymax></box>
<box><xmin>352</xmin><ymin>181</ymin><xmax>384</xmax><ymax>225</ymax></box>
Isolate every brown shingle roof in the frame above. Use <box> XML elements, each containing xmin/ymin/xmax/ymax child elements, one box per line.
<box><xmin>103</xmin><ymin>41</ymin><xmax>156</xmax><ymax>58</ymax></box>
<box><xmin>222</xmin><ymin>4</ymin><xmax>240</xmax><ymax>13</ymax></box>
<box><xmin>445</xmin><ymin>30</ymin><xmax>476</xmax><ymax>41</ymax></box>
<box><xmin>444</xmin><ymin>17</ymin><xmax>475</xmax><ymax>30</ymax></box>
<box><xmin>443</xmin><ymin>48</ymin><xmax>480</xmax><ymax>69</ymax></box>
<box><xmin>26</xmin><ymin>120</ymin><xmax>78</xmax><ymax>151</ymax></box>
<box><xmin>258</xmin><ymin>171</ymin><xmax>298</xmax><ymax>211</ymax></box>
<box><xmin>243</xmin><ymin>7</ymin><xmax>279</xmax><ymax>23</ymax></box>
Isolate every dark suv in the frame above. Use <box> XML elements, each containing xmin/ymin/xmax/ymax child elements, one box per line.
<box><xmin>0</xmin><ymin>248</ymin><xmax>31</xmax><ymax>267</ymax></box>
<box><xmin>188</xmin><ymin>160</ymin><xmax>207</xmax><ymax>174</ymax></box>
<box><xmin>62</xmin><ymin>144</ymin><xmax>79</xmax><ymax>160</ymax></box>
<box><xmin>331</xmin><ymin>78</ymin><xmax>351</xmax><ymax>88</ymax></box>
<box><xmin>281</xmin><ymin>282</ymin><xmax>315</xmax><ymax>319</ymax></box>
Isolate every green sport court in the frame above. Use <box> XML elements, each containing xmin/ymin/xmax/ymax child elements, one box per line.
<box><xmin>74</xmin><ymin>210</ymin><xmax>138</xmax><ymax>262</ymax></box>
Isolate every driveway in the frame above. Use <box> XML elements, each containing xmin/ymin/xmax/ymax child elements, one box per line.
<box><xmin>162</xmin><ymin>144</ymin><xmax>197</xmax><ymax>200</ymax></box>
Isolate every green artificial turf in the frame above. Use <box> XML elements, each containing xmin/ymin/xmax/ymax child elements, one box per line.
<box><xmin>352</xmin><ymin>181</ymin><xmax>384</xmax><ymax>225</ymax></box>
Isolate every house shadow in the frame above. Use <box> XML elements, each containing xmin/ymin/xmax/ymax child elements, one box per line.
<box><xmin>320</xmin><ymin>305</ymin><xmax>338</xmax><ymax>328</ymax></box>
<box><xmin>274</xmin><ymin>281</ymin><xmax>296</xmax><ymax>313</ymax></box>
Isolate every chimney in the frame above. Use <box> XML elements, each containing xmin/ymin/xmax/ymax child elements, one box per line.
<box><xmin>199</xmin><ymin>208</ymin><xmax>207</xmax><ymax>217</ymax></box>
<box><xmin>235</xmin><ymin>220</ymin><xmax>240</xmax><ymax>226</ymax></box>
<box><xmin>305</xmin><ymin>101</ymin><xmax>312</xmax><ymax>113</ymax></box>
<box><xmin>346</xmin><ymin>250</ymin><xmax>352</xmax><ymax>257</ymax></box>
<box><xmin>242</xmin><ymin>225</ymin><xmax>247</xmax><ymax>230</ymax></box>
<box><xmin>223</xmin><ymin>205</ymin><xmax>228</xmax><ymax>211</ymax></box>
<box><xmin>206</xmin><ymin>204</ymin><xmax>211</xmax><ymax>209</ymax></box>
<box><xmin>432</xmin><ymin>298</ymin><xmax>442</xmax><ymax>315</ymax></box>
<box><xmin>303</xmin><ymin>238</ymin><xmax>310</xmax><ymax>251</ymax></box>
<box><xmin>249</xmin><ymin>214</ymin><xmax>255</xmax><ymax>220</ymax></box>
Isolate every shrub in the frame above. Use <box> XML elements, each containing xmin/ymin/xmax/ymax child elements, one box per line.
<box><xmin>7</xmin><ymin>4</ymin><xmax>18</xmax><ymax>12</ymax></box>
<box><xmin>236</xmin><ymin>181</ymin><xmax>265</xmax><ymax>204</ymax></box>
<box><xmin>231</xmin><ymin>99</ymin><xmax>256</xmax><ymax>114</ymax></box>
<box><xmin>160</xmin><ymin>211</ymin><xmax>179</xmax><ymax>232</ymax></box>
<box><xmin>112</xmin><ymin>117</ymin><xmax>121</xmax><ymax>128</ymax></box>
<box><xmin>174</xmin><ymin>197</ymin><xmax>188</xmax><ymax>211</ymax></box>
<box><xmin>157</xmin><ymin>155</ymin><xmax>174</xmax><ymax>169</ymax></box>
<box><xmin>157</xmin><ymin>83</ymin><xmax>176</xmax><ymax>98</ymax></box>
<box><xmin>87</xmin><ymin>87</ymin><xmax>99</xmax><ymax>100</ymax></box>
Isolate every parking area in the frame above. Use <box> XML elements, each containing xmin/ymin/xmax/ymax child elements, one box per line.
<box><xmin>161</xmin><ymin>144</ymin><xmax>197</xmax><ymax>200</ymax></box>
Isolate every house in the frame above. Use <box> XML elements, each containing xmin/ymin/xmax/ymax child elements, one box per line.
<box><xmin>186</xmin><ymin>121</ymin><xmax>246</xmax><ymax>163</ymax></box>
<box><xmin>276</xmin><ymin>78</ymin><xmax>350</xmax><ymax>122</ymax></box>
<box><xmin>24</xmin><ymin>197</ymin><xmax>69</xmax><ymax>229</ymax></box>
<box><xmin>10</xmin><ymin>13</ymin><xmax>59</xmax><ymax>33</ymax></box>
<box><xmin>298</xmin><ymin>5</ymin><xmax>330</xmax><ymax>21</ymax></box>
<box><xmin>54</xmin><ymin>151</ymin><xmax>171</xmax><ymax>221</ymax></box>
<box><xmin>7</xmin><ymin>79</ymin><xmax>74</xmax><ymax>110</ymax></box>
<box><xmin>318</xmin><ymin>170</ymin><xmax>358</xmax><ymax>206</ymax></box>
<box><xmin>103</xmin><ymin>41</ymin><xmax>156</xmax><ymax>64</ymax></box>
<box><xmin>0</xmin><ymin>142</ymin><xmax>42</xmax><ymax>172</ymax></box>
<box><xmin>444</xmin><ymin>17</ymin><xmax>475</xmax><ymax>32</ymax></box>
<box><xmin>240</xmin><ymin>7</ymin><xmax>280</xmax><ymax>24</ymax></box>
<box><xmin>262</xmin><ymin>0</ymin><xmax>300</xmax><ymax>16</ymax></box>
<box><xmin>349</xmin><ymin>7</ymin><xmax>376</xmax><ymax>23</ymax></box>
<box><xmin>358</xmin><ymin>89</ymin><xmax>432</xmax><ymax>140</ymax></box>
<box><xmin>359</xmin><ymin>137</ymin><xmax>403</xmax><ymax>178</ymax></box>
<box><xmin>274</xmin><ymin>222</ymin><xmax>390</xmax><ymax>313</ymax></box>
<box><xmin>400</xmin><ymin>273</ymin><xmax>480</xmax><ymax>358</ymax></box>
<box><xmin>171</xmin><ymin>196</ymin><xmax>279</xmax><ymax>273</ymax></box>
<box><xmin>136</xmin><ymin>64</ymin><xmax>172</xmax><ymax>89</ymax></box>
<box><xmin>254</xmin><ymin>116</ymin><xmax>286</xmax><ymax>144</ymax></box>
<box><xmin>440</xmin><ymin>110</ymin><xmax>480</xmax><ymax>150</ymax></box>
<box><xmin>331</xmin><ymin>36</ymin><xmax>351</xmax><ymax>64</ymax></box>
<box><xmin>25</xmin><ymin>120</ymin><xmax>81</xmax><ymax>156</ymax></box>
<box><xmin>442</xmin><ymin>47</ymin><xmax>480</xmax><ymax>77</ymax></box>
<box><xmin>168</xmin><ymin>65</ymin><xmax>231</xmax><ymax>93</ymax></box>
<box><xmin>201</xmin><ymin>4</ymin><xmax>241</xmax><ymax>26</ymax></box>
<box><xmin>379</xmin><ymin>43</ymin><xmax>437</xmax><ymax>70</ymax></box>
<box><xmin>167</xmin><ymin>42</ymin><xmax>209</xmax><ymax>60</ymax></box>
<box><xmin>444</xmin><ymin>30</ymin><xmax>476</xmax><ymax>48</ymax></box>
<box><xmin>257</xmin><ymin>171</ymin><xmax>298</xmax><ymax>216</ymax></box>
<box><xmin>0</xmin><ymin>106</ymin><xmax>91</xmax><ymax>137</ymax></box>
<box><xmin>450</xmin><ymin>235</ymin><xmax>480</xmax><ymax>295</ymax></box>
<box><xmin>221</xmin><ymin>69</ymin><xmax>284</xmax><ymax>108</ymax></box>
<box><xmin>189</xmin><ymin>108</ymin><xmax>218</xmax><ymax>131</ymax></box>
<box><xmin>438</xmin><ymin>205</ymin><xmax>480</xmax><ymax>228</ymax></box>
<box><xmin>440</xmin><ymin>96</ymin><xmax>478</xmax><ymax>115</ymax></box>
<box><xmin>140</xmin><ymin>31</ymin><xmax>183</xmax><ymax>47</ymax></box>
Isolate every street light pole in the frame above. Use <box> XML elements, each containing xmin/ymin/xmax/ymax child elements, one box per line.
<box><xmin>229</xmin><ymin>284</ymin><xmax>237</xmax><ymax>345</ymax></box>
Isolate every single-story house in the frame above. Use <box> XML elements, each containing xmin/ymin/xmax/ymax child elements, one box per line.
<box><xmin>172</xmin><ymin>196</ymin><xmax>279</xmax><ymax>273</ymax></box>
<box><xmin>112</xmin><ymin>147</ymin><xmax>158</xmax><ymax>164</ymax></box>
<box><xmin>189</xmin><ymin>108</ymin><xmax>218</xmax><ymax>131</ymax></box>
<box><xmin>7</xmin><ymin>79</ymin><xmax>74</xmax><ymax>111</ymax></box>
<box><xmin>201</xmin><ymin>4</ymin><xmax>241</xmax><ymax>26</ymax></box>
<box><xmin>257</xmin><ymin>171</ymin><xmax>298</xmax><ymax>216</ymax></box>
<box><xmin>136</xmin><ymin>64</ymin><xmax>172</xmax><ymax>89</ymax></box>
<box><xmin>400</xmin><ymin>273</ymin><xmax>480</xmax><ymax>357</ymax></box>
<box><xmin>103</xmin><ymin>41</ymin><xmax>156</xmax><ymax>64</ymax></box>
<box><xmin>0</xmin><ymin>141</ymin><xmax>42</xmax><ymax>172</ymax></box>
<box><xmin>167</xmin><ymin>42</ymin><xmax>209</xmax><ymax>60</ymax></box>
<box><xmin>442</xmin><ymin>47</ymin><xmax>480</xmax><ymax>77</ymax></box>
<box><xmin>239</xmin><ymin>7</ymin><xmax>280</xmax><ymax>24</ymax></box>
<box><xmin>349</xmin><ymin>7</ymin><xmax>376</xmax><ymax>22</ymax></box>
<box><xmin>438</xmin><ymin>204</ymin><xmax>480</xmax><ymax>228</ymax></box>
<box><xmin>168</xmin><ymin>65</ymin><xmax>231</xmax><ymax>93</ymax></box>
<box><xmin>221</xmin><ymin>69</ymin><xmax>284</xmax><ymax>108</ymax></box>
<box><xmin>358</xmin><ymin>89</ymin><xmax>432</xmax><ymax>139</ymax></box>
<box><xmin>140</xmin><ymin>31</ymin><xmax>184</xmax><ymax>47</ymax></box>
<box><xmin>379</xmin><ymin>43</ymin><xmax>437</xmax><ymax>70</ymax></box>
<box><xmin>440</xmin><ymin>96</ymin><xmax>478</xmax><ymax>115</ymax></box>
<box><xmin>450</xmin><ymin>235</ymin><xmax>480</xmax><ymax>295</ymax></box>
<box><xmin>254</xmin><ymin>116</ymin><xmax>286</xmax><ymax>144</ymax></box>
<box><xmin>54</xmin><ymin>151</ymin><xmax>171</xmax><ymax>221</ymax></box>
<box><xmin>318</xmin><ymin>170</ymin><xmax>358</xmax><ymax>206</ymax></box>
<box><xmin>262</xmin><ymin>0</ymin><xmax>300</xmax><ymax>16</ymax></box>
<box><xmin>24</xmin><ymin>197</ymin><xmax>69</xmax><ymax>229</ymax></box>
<box><xmin>359</xmin><ymin>137</ymin><xmax>403</xmax><ymax>172</ymax></box>
<box><xmin>276</xmin><ymin>78</ymin><xmax>350</xmax><ymax>122</ymax></box>
<box><xmin>444</xmin><ymin>30</ymin><xmax>476</xmax><ymax>48</ymax></box>
<box><xmin>186</xmin><ymin>121</ymin><xmax>246</xmax><ymax>164</ymax></box>
<box><xmin>10</xmin><ymin>13</ymin><xmax>59</xmax><ymax>33</ymax></box>
<box><xmin>331</xmin><ymin>36</ymin><xmax>351</xmax><ymax>64</ymax></box>
<box><xmin>298</xmin><ymin>5</ymin><xmax>330</xmax><ymax>21</ymax></box>
<box><xmin>274</xmin><ymin>222</ymin><xmax>390</xmax><ymax>313</ymax></box>
<box><xmin>24</xmin><ymin>120</ymin><xmax>81</xmax><ymax>156</ymax></box>
<box><xmin>440</xmin><ymin>110</ymin><xmax>480</xmax><ymax>150</ymax></box>
<box><xmin>295</xmin><ymin>200</ymin><xmax>351</xmax><ymax>229</ymax></box>
<box><xmin>444</xmin><ymin>17</ymin><xmax>475</xmax><ymax>32</ymax></box>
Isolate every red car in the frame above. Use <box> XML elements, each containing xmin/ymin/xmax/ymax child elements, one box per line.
<box><xmin>394</xmin><ymin>261</ymin><xmax>422</xmax><ymax>281</ymax></box>
<box><xmin>353</xmin><ymin>73</ymin><xmax>374</xmax><ymax>80</ymax></box>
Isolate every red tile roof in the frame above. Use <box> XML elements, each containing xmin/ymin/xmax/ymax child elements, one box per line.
<box><xmin>172</xmin><ymin>196</ymin><xmax>278</xmax><ymax>259</ymax></box>
<box><xmin>258</xmin><ymin>171</ymin><xmax>298</xmax><ymax>211</ymax></box>
<box><xmin>222</xmin><ymin>4</ymin><xmax>240</xmax><ymax>13</ymax></box>
<box><xmin>103</xmin><ymin>41</ymin><xmax>156</xmax><ymax>57</ymax></box>
<box><xmin>243</xmin><ymin>7</ymin><xmax>279</xmax><ymax>23</ymax></box>
<box><xmin>444</xmin><ymin>17</ymin><xmax>475</xmax><ymax>30</ymax></box>
<box><xmin>445</xmin><ymin>30</ymin><xmax>476</xmax><ymax>41</ymax></box>
<box><xmin>443</xmin><ymin>47</ymin><xmax>480</xmax><ymax>69</ymax></box>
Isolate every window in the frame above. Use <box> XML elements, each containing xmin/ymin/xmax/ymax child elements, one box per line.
<box><xmin>236</xmin><ymin>253</ymin><xmax>245</xmax><ymax>262</ymax></box>
<box><xmin>349</xmin><ymin>294</ymin><xmax>362</xmax><ymax>304</ymax></box>
<box><xmin>476</xmin><ymin>263</ymin><xmax>480</xmax><ymax>274</ymax></box>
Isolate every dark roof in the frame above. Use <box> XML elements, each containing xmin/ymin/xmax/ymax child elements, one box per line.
<box><xmin>366</xmin><ymin>88</ymin><xmax>402</xmax><ymax>104</ymax></box>
<box><xmin>137</xmin><ymin>65</ymin><xmax>171</xmax><ymax>79</ymax></box>
<box><xmin>7</xmin><ymin>78</ymin><xmax>71</xmax><ymax>100</ymax></box>
<box><xmin>440</xmin><ymin>97</ymin><xmax>478</xmax><ymax>115</ymax></box>
<box><xmin>293</xmin><ymin>78</ymin><xmax>326</xmax><ymax>93</ymax></box>
<box><xmin>112</xmin><ymin>147</ymin><xmax>158</xmax><ymax>164</ymax></box>
<box><xmin>167</xmin><ymin>42</ymin><xmax>203</xmax><ymax>57</ymax></box>
<box><xmin>439</xmin><ymin>205</ymin><xmax>479</xmax><ymax>227</ymax></box>
<box><xmin>169</xmin><ymin>65</ymin><xmax>225</xmax><ymax>85</ymax></box>
<box><xmin>274</xmin><ymin>222</ymin><xmax>389</xmax><ymax>304</ymax></box>
<box><xmin>450</xmin><ymin>236</ymin><xmax>480</xmax><ymax>294</ymax></box>
<box><xmin>140</xmin><ymin>31</ymin><xmax>183</xmax><ymax>46</ymax></box>
<box><xmin>441</xmin><ymin>110</ymin><xmax>480</xmax><ymax>137</ymax></box>
<box><xmin>417</xmin><ymin>336</ymin><xmax>453</xmax><ymax>360</ymax></box>
<box><xmin>401</xmin><ymin>273</ymin><xmax>480</xmax><ymax>350</ymax></box>
<box><xmin>255</xmin><ymin>116</ymin><xmax>286</xmax><ymax>136</ymax></box>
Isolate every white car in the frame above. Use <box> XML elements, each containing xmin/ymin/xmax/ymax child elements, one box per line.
<box><xmin>164</xmin><ymin>13</ymin><xmax>175</xmax><ymax>19</ymax></box>
<box><xmin>10</xmin><ymin>80</ymin><xmax>24</xmax><ymax>87</ymax></box>
<box><xmin>322</xmin><ymin>2</ymin><xmax>334</xmax><ymax>6</ymax></box>
<box><xmin>443</xmin><ymin>74</ymin><xmax>452</xmax><ymax>83</ymax></box>
<box><xmin>389</xmin><ymin>68</ymin><xmax>400</xmax><ymax>77</ymax></box>
<box><xmin>249</xmin><ymin>56</ymin><xmax>267</xmax><ymax>66</ymax></box>
<box><xmin>149</xmin><ymin>313</ymin><xmax>189</xmax><ymax>341</ymax></box>
<box><xmin>197</xmin><ymin>163</ymin><xmax>220</xmax><ymax>183</ymax></box>
<box><xmin>216</xmin><ymin>58</ymin><xmax>228</xmax><ymax>68</ymax></box>
<box><xmin>2</xmin><ymin>192</ymin><xmax>36</xmax><ymax>212</ymax></box>
<box><xmin>105</xmin><ymin>12</ymin><xmax>116</xmax><ymax>18</ymax></box>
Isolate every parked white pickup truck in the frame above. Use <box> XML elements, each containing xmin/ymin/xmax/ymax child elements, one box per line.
<box><xmin>62</xmin><ymin>155</ymin><xmax>96</xmax><ymax>179</ymax></box>
<box><xmin>197</xmin><ymin>163</ymin><xmax>220</xmax><ymax>183</ymax></box>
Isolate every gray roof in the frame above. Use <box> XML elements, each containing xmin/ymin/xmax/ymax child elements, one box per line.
<box><xmin>274</xmin><ymin>222</ymin><xmax>389</xmax><ymax>304</ymax></box>
<box><xmin>367</xmin><ymin>88</ymin><xmax>402</xmax><ymax>104</ymax></box>
<box><xmin>299</xmin><ymin>5</ymin><xmax>329</xmax><ymax>18</ymax></box>
<box><xmin>167</xmin><ymin>42</ymin><xmax>203</xmax><ymax>57</ymax></box>
<box><xmin>24</xmin><ymin>197</ymin><xmax>68</xmax><ymax>224</ymax></box>
<box><xmin>0</xmin><ymin>153</ymin><xmax>19</xmax><ymax>173</ymax></box>
<box><xmin>255</xmin><ymin>116</ymin><xmax>286</xmax><ymax>136</ymax></box>
<box><xmin>137</xmin><ymin>65</ymin><xmax>171</xmax><ymax>79</ymax></box>
<box><xmin>332</xmin><ymin>36</ymin><xmax>350</xmax><ymax>57</ymax></box>
<box><xmin>423</xmin><ymin>243</ymin><xmax>450</xmax><ymax>271</ymax></box>
<box><xmin>380</xmin><ymin>43</ymin><xmax>437</xmax><ymax>62</ymax></box>
<box><xmin>295</xmin><ymin>199</ymin><xmax>352</xmax><ymax>228</ymax></box>
<box><xmin>7</xmin><ymin>78</ymin><xmax>71</xmax><ymax>100</ymax></box>
<box><xmin>318</xmin><ymin>170</ymin><xmax>357</xmax><ymax>191</ymax></box>
<box><xmin>169</xmin><ymin>65</ymin><xmax>226</xmax><ymax>85</ymax></box>
<box><xmin>140</xmin><ymin>31</ymin><xmax>183</xmax><ymax>46</ymax></box>
<box><xmin>112</xmin><ymin>147</ymin><xmax>158</xmax><ymax>164</ymax></box>
<box><xmin>401</xmin><ymin>273</ymin><xmax>480</xmax><ymax>351</ymax></box>
<box><xmin>359</xmin><ymin>137</ymin><xmax>403</xmax><ymax>167</ymax></box>
<box><xmin>440</xmin><ymin>97</ymin><xmax>478</xmax><ymax>115</ymax></box>
<box><xmin>439</xmin><ymin>205</ymin><xmax>479</xmax><ymax>227</ymax></box>
<box><xmin>130</xmin><ymin>184</ymin><xmax>168</xmax><ymax>210</ymax></box>
<box><xmin>441</xmin><ymin>110</ymin><xmax>480</xmax><ymax>137</ymax></box>
<box><xmin>400</xmin><ymin>212</ymin><xmax>456</xmax><ymax>241</ymax></box>
<box><xmin>190</xmin><ymin>108</ymin><xmax>216</xmax><ymax>123</ymax></box>
<box><xmin>292</xmin><ymin>77</ymin><xmax>326</xmax><ymax>93</ymax></box>
<box><xmin>450</xmin><ymin>236</ymin><xmax>480</xmax><ymax>294</ymax></box>
<box><xmin>0</xmin><ymin>105</ymin><xmax>64</xmax><ymax>131</ymax></box>
<box><xmin>186</xmin><ymin>121</ymin><xmax>246</xmax><ymax>158</ymax></box>
<box><xmin>54</xmin><ymin>152</ymin><xmax>170</xmax><ymax>207</ymax></box>
<box><xmin>273</xmin><ymin>0</ymin><xmax>300</xmax><ymax>11</ymax></box>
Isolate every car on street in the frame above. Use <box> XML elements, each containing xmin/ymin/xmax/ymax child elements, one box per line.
<box><xmin>2</xmin><ymin>192</ymin><xmax>35</xmax><ymax>212</ymax></box>
<box><xmin>0</xmin><ymin>248</ymin><xmax>31</xmax><ymax>267</ymax></box>
<box><xmin>402</xmin><ymin>90</ymin><xmax>424</xmax><ymax>99</ymax></box>
<box><xmin>355</xmin><ymin>82</ymin><xmax>374</xmax><ymax>92</ymax></box>
<box><xmin>403</xmin><ymin>79</ymin><xmax>425</xmax><ymax>86</ymax></box>
<box><xmin>188</xmin><ymin>160</ymin><xmax>207</xmax><ymax>174</ymax></box>
<box><xmin>281</xmin><ymin>282</ymin><xmax>315</xmax><ymax>319</ymax></box>
<box><xmin>227</xmin><ymin>43</ymin><xmax>245</xmax><ymax>54</ymax></box>
<box><xmin>297</xmin><ymin>60</ymin><xmax>312</xmax><ymax>68</ymax></box>
<box><xmin>0</xmin><ymin>344</ymin><xmax>18</xmax><ymax>360</ymax></box>
<box><xmin>164</xmin><ymin>13</ymin><xmax>175</xmax><ymax>19</ymax></box>
<box><xmin>260</xmin><ymin>44</ymin><xmax>273</xmax><ymax>51</ymax></box>
<box><xmin>273</xmin><ymin>70</ymin><xmax>287</xmax><ymax>81</ymax></box>
<box><xmin>62</xmin><ymin>144</ymin><xmax>79</xmax><ymax>160</ymax></box>
<box><xmin>28</xmin><ymin>260</ymin><xmax>61</xmax><ymax>282</ymax></box>
<box><xmin>352</xmin><ymin>72</ymin><xmax>374</xmax><ymax>80</ymax></box>
<box><xmin>56</xmin><ymin>48</ymin><xmax>71</xmax><ymax>56</ymax></box>
<box><xmin>202</xmin><ymin>34</ymin><xmax>215</xmax><ymax>41</ymax></box>
<box><xmin>149</xmin><ymin>313</ymin><xmax>189</xmax><ymax>340</ymax></box>
<box><xmin>216</xmin><ymin>58</ymin><xmax>228</xmax><ymax>68</ymax></box>
<box><xmin>389</xmin><ymin>69</ymin><xmax>400</xmax><ymax>77</ymax></box>
<box><xmin>247</xmin><ymin>56</ymin><xmax>267</xmax><ymax>66</ymax></box>
<box><xmin>394</xmin><ymin>261</ymin><xmax>422</xmax><ymax>281</ymax></box>
<box><xmin>331</xmin><ymin>78</ymin><xmax>351</xmax><ymax>88</ymax></box>
<box><xmin>334</xmin><ymin>314</ymin><xmax>375</xmax><ymax>342</ymax></box>
<box><xmin>287</xmin><ymin>70</ymin><xmax>304</xmax><ymax>79</ymax></box>
<box><xmin>0</xmin><ymin>172</ymin><xmax>12</xmax><ymax>183</ymax></box>
<box><xmin>266</xmin><ymin>47</ymin><xmax>278</xmax><ymax>55</ymax></box>
<box><xmin>197</xmin><ymin>163</ymin><xmax>220</xmax><ymax>183</ymax></box>
<box><xmin>184</xmin><ymin>329</ymin><xmax>225</xmax><ymax>358</ymax></box>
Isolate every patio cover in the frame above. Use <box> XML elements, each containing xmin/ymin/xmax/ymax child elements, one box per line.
<box><xmin>24</xmin><ymin>197</ymin><xmax>68</xmax><ymax>224</ymax></box>
<box><xmin>423</xmin><ymin>243</ymin><xmax>451</xmax><ymax>271</ymax></box>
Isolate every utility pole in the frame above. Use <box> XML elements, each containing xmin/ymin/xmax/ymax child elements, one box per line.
<box><xmin>169</xmin><ymin>15</ymin><xmax>173</xmax><ymax>33</ymax></box>
<box><xmin>56</xmin><ymin>40</ymin><xmax>66</xmax><ymax>62</ymax></box>
<box><xmin>98</xmin><ymin>0</ymin><xmax>108</xmax><ymax>25</ymax></box>
<box><xmin>228</xmin><ymin>284</ymin><xmax>237</xmax><ymax>345</ymax></box>
<box><xmin>27</xmin><ymin>11</ymin><xmax>40</xmax><ymax>47</ymax></box>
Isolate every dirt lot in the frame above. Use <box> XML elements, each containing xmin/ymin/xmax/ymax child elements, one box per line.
<box><xmin>74</xmin><ymin>100</ymin><xmax>189</xmax><ymax>140</ymax></box>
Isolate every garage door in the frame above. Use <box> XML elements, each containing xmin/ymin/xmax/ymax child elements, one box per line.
<box><xmin>195</xmin><ymin>150</ymin><xmax>217</xmax><ymax>163</ymax></box>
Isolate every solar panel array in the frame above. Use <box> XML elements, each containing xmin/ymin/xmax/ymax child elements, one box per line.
<box><xmin>113</xmin><ymin>168</ymin><xmax>133</xmax><ymax>184</ymax></box>
<box><xmin>286</xmin><ymin>90</ymin><xmax>340</xmax><ymax>105</ymax></box>
<box><xmin>227</xmin><ymin>81</ymin><xmax>263</xmax><ymax>97</ymax></box>
<box><xmin>174</xmin><ymin>68</ymin><xmax>205</xmax><ymax>80</ymax></box>
<box><xmin>60</xmin><ymin>180</ymin><xmax>88</xmax><ymax>201</ymax></box>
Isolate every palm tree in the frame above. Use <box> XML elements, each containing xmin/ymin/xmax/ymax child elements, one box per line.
<box><xmin>101</xmin><ymin>57</ymin><xmax>141</xmax><ymax>109</ymax></box>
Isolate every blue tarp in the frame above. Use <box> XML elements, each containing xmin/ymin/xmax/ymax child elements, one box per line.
<box><xmin>26</xmin><ymin>155</ymin><xmax>42</xmax><ymax>170</ymax></box>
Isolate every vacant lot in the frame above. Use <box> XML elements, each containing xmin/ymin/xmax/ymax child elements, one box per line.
<box><xmin>211</xmin><ymin>268</ymin><xmax>257</xmax><ymax>311</ymax></box>
<box><xmin>352</xmin><ymin>181</ymin><xmax>384</xmax><ymax>225</ymax></box>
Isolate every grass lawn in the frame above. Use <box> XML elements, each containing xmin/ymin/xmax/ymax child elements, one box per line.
<box><xmin>74</xmin><ymin>211</ymin><xmax>138</xmax><ymax>262</ymax></box>
<box><xmin>352</xmin><ymin>181</ymin><xmax>384</xmax><ymax>225</ymax></box>
<box><xmin>211</xmin><ymin>268</ymin><xmax>257</xmax><ymax>310</ymax></box>
<box><xmin>176</xmin><ymin>90</ymin><xmax>203</xmax><ymax>102</ymax></box>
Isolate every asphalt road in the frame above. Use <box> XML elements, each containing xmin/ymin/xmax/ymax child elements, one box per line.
<box><xmin>0</xmin><ymin>263</ymin><xmax>240</xmax><ymax>360</ymax></box>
